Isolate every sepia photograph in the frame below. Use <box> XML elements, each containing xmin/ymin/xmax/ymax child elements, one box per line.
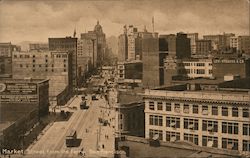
<box><xmin>0</xmin><ymin>0</ymin><xmax>250</xmax><ymax>157</ymax></box>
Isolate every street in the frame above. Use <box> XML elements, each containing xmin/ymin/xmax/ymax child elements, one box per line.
<box><xmin>23</xmin><ymin>93</ymin><xmax>116</xmax><ymax>158</ymax></box>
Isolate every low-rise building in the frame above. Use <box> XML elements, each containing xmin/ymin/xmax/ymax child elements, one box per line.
<box><xmin>0</xmin><ymin>79</ymin><xmax>49</xmax><ymax>150</ymax></box>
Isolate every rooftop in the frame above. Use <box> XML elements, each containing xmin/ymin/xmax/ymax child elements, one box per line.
<box><xmin>118</xmin><ymin>136</ymin><xmax>241</xmax><ymax>158</ymax></box>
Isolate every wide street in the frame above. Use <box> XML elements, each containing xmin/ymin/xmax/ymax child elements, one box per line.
<box><xmin>22</xmin><ymin>91</ymin><xmax>116</xmax><ymax>158</ymax></box>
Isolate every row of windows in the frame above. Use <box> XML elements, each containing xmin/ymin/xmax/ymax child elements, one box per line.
<box><xmin>31</xmin><ymin>69</ymin><xmax>67</xmax><ymax>72</ymax></box>
<box><xmin>149</xmin><ymin>115</ymin><xmax>250</xmax><ymax>135</ymax></box>
<box><xmin>19</xmin><ymin>64</ymin><xmax>66</xmax><ymax>68</ymax></box>
<box><xmin>149</xmin><ymin>129</ymin><xmax>250</xmax><ymax>151</ymax></box>
<box><xmin>148</xmin><ymin>101</ymin><xmax>250</xmax><ymax>118</ymax></box>
<box><xmin>13</xmin><ymin>54</ymin><xmax>68</xmax><ymax>58</ymax></box>
<box><xmin>181</xmin><ymin>62</ymin><xmax>212</xmax><ymax>67</ymax></box>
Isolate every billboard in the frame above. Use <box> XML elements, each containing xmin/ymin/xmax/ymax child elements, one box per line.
<box><xmin>0</xmin><ymin>82</ymin><xmax>37</xmax><ymax>95</ymax></box>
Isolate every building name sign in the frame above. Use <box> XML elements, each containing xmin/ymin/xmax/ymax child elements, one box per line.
<box><xmin>213</xmin><ymin>59</ymin><xmax>244</xmax><ymax>64</ymax></box>
<box><xmin>0</xmin><ymin>83</ymin><xmax>37</xmax><ymax>95</ymax></box>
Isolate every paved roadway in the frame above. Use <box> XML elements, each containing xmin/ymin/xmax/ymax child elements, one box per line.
<box><xmin>21</xmin><ymin>93</ymin><xmax>116</xmax><ymax>158</ymax></box>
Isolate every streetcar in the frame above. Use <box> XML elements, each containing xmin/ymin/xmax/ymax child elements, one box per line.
<box><xmin>66</xmin><ymin>130</ymin><xmax>77</xmax><ymax>147</ymax></box>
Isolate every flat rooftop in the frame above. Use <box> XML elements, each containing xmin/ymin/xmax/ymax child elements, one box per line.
<box><xmin>118</xmin><ymin>136</ymin><xmax>241</xmax><ymax>158</ymax></box>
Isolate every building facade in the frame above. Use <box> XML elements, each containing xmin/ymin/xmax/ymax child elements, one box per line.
<box><xmin>79</xmin><ymin>21</ymin><xmax>106</xmax><ymax>68</ymax></box>
<box><xmin>187</xmin><ymin>33</ymin><xmax>199</xmax><ymax>55</ymax></box>
<box><xmin>212</xmin><ymin>58</ymin><xmax>250</xmax><ymax>79</ymax></box>
<box><xmin>12</xmin><ymin>51</ymin><xmax>73</xmax><ymax>105</ymax></box>
<box><xmin>159</xmin><ymin>33</ymin><xmax>191</xmax><ymax>59</ymax></box>
<box><xmin>48</xmin><ymin>37</ymin><xmax>77</xmax><ymax>87</ymax></box>
<box><xmin>0</xmin><ymin>79</ymin><xmax>49</xmax><ymax>149</ymax></box>
<box><xmin>29</xmin><ymin>43</ymin><xmax>49</xmax><ymax>51</ymax></box>
<box><xmin>144</xmin><ymin>88</ymin><xmax>250</xmax><ymax>154</ymax></box>
<box><xmin>196</xmin><ymin>40</ymin><xmax>212</xmax><ymax>56</ymax></box>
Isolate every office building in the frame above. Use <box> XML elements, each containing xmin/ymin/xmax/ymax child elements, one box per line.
<box><xmin>117</xmin><ymin>60</ymin><xmax>143</xmax><ymax>88</ymax></box>
<box><xmin>144</xmin><ymin>84</ymin><xmax>250</xmax><ymax>154</ymax></box>
<box><xmin>12</xmin><ymin>51</ymin><xmax>73</xmax><ymax>105</ymax></box>
<box><xmin>196</xmin><ymin>40</ymin><xmax>212</xmax><ymax>56</ymax></box>
<box><xmin>142</xmin><ymin>33</ymin><xmax>160</xmax><ymax>88</ymax></box>
<box><xmin>159</xmin><ymin>33</ymin><xmax>191</xmax><ymax>59</ymax></box>
<box><xmin>203</xmin><ymin>34</ymin><xmax>226</xmax><ymax>51</ymax></box>
<box><xmin>79</xmin><ymin>21</ymin><xmax>106</xmax><ymax>68</ymax></box>
<box><xmin>187</xmin><ymin>33</ymin><xmax>199</xmax><ymax>55</ymax></box>
<box><xmin>0</xmin><ymin>43</ymin><xmax>21</xmax><ymax>78</ymax></box>
<box><xmin>238</xmin><ymin>36</ymin><xmax>250</xmax><ymax>55</ymax></box>
<box><xmin>48</xmin><ymin>37</ymin><xmax>77</xmax><ymax>87</ymax></box>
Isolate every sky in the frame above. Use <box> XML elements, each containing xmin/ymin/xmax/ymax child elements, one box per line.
<box><xmin>0</xmin><ymin>0</ymin><xmax>249</xmax><ymax>43</ymax></box>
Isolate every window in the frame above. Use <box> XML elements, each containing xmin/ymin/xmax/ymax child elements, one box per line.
<box><xmin>45</xmin><ymin>59</ymin><xmax>48</xmax><ymax>63</ymax></box>
<box><xmin>209</xmin><ymin>69</ymin><xmax>213</xmax><ymax>74</ymax></box>
<box><xmin>232</xmin><ymin>107</ymin><xmax>238</xmax><ymax>117</ymax></box>
<box><xmin>45</xmin><ymin>69</ymin><xmax>48</xmax><ymax>72</ymax></box>
<box><xmin>149</xmin><ymin>115</ymin><xmax>163</xmax><ymax>126</ymax></box>
<box><xmin>166</xmin><ymin>102</ymin><xmax>171</xmax><ymax>111</ymax></box>
<box><xmin>193</xmin><ymin>105</ymin><xmax>198</xmax><ymax>114</ymax></box>
<box><xmin>149</xmin><ymin>129</ymin><xmax>163</xmax><ymax>140</ymax></box>
<box><xmin>33</xmin><ymin>59</ymin><xmax>35</xmax><ymax>62</ymax></box>
<box><xmin>202</xmin><ymin>136</ymin><xmax>218</xmax><ymax>147</ymax></box>
<box><xmin>33</xmin><ymin>55</ymin><xmax>35</xmax><ymax>58</ymax></box>
<box><xmin>202</xmin><ymin>120</ymin><xmax>218</xmax><ymax>132</ymax></box>
<box><xmin>166</xmin><ymin>132</ymin><xmax>180</xmax><ymax>142</ymax></box>
<box><xmin>64</xmin><ymin>69</ymin><xmax>66</xmax><ymax>72</ymax></box>
<box><xmin>243</xmin><ymin>140</ymin><xmax>250</xmax><ymax>151</ymax></box>
<box><xmin>197</xmin><ymin>63</ymin><xmax>205</xmax><ymax>66</ymax></box>
<box><xmin>197</xmin><ymin>69</ymin><xmax>205</xmax><ymax>74</ymax></box>
<box><xmin>166</xmin><ymin>117</ymin><xmax>180</xmax><ymax>128</ymax></box>
<box><xmin>243</xmin><ymin>124</ymin><xmax>250</xmax><ymax>136</ymax></box>
<box><xmin>174</xmin><ymin>103</ymin><xmax>180</xmax><ymax>113</ymax></box>
<box><xmin>51</xmin><ymin>64</ymin><xmax>54</xmax><ymax>67</ymax></box>
<box><xmin>26</xmin><ymin>64</ymin><xmax>29</xmax><ymax>68</ymax></box>
<box><xmin>20</xmin><ymin>64</ymin><xmax>22</xmax><ymax>68</ymax></box>
<box><xmin>149</xmin><ymin>101</ymin><xmax>155</xmax><ymax>110</ymax></box>
<box><xmin>52</xmin><ymin>69</ymin><xmax>54</xmax><ymax>72</ymax></box>
<box><xmin>64</xmin><ymin>64</ymin><xmax>66</xmax><ymax>67</ymax></box>
<box><xmin>33</xmin><ymin>64</ymin><xmax>35</xmax><ymax>67</ymax></box>
<box><xmin>202</xmin><ymin>105</ymin><xmax>208</xmax><ymax>115</ymax></box>
<box><xmin>184</xmin><ymin>118</ymin><xmax>198</xmax><ymax>130</ymax></box>
<box><xmin>212</xmin><ymin>106</ymin><xmax>218</xmax><ymax>115</ymax></box>
<box><xmin>222</xmin><ymin>107</ymin><xmax>228</xmax><ymax>116</ymax></box>
<box><xmin>39</xmin><ymin>65</ymin><xmax>41</xmax><ymax>67</ymax></box>
<box><xmin>157</xmin><ymin>102</ymin><xmax>163</xmax><ymax>110</ymax></box>
<box><xmin>222</xmin><ymin>138</ymin><xmax>238</xmax><ymax>150</ymax></box>
<box><xmin>183</xmin><ymin>104</ymin><xmax>189</xmax><ymax>114</ymax></box>
<box><xmin>222</xmin><ymin>122</ymin><xmax>238</xmax><ymax>134</ymax></box>
<box><xmin>243</xmin><ymin>108</ymin><xmax>249</xmax><ymax>118</ymax></box>
<box><xmin>32</xmin><ymin>69</ymin><xmax>35</xmax><ymax>72</ymax></box>
<box><xmin>184</xmin><ymin>133</ymin><xmax>198</xmax><ymax>145</ymax></box>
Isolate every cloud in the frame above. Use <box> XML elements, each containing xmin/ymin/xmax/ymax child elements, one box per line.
<box><xmin>0</xmin><ymin>0</ymin><xmax>249</xmax><ymax>43</ymax></box>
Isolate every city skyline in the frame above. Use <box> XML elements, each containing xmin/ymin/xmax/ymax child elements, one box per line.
<box><xmin>0</xmin><ymin>0</ymin><xmax>249</xmax><ymax>43</ymax></box>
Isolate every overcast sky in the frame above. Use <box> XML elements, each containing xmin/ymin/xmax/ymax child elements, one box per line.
<box><xmin>0</xmin><ymin>0</ymin><xmax>249</xmax><ymax>43</ymax></box>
